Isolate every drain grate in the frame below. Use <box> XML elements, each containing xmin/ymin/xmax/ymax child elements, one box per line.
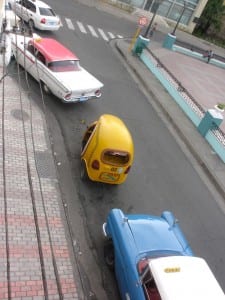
<box><xmin>35</xmin><ymin>151</ymin><xmax>56</xmax><ymax>179</ymax></box>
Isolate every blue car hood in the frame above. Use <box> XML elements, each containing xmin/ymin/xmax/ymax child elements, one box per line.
<box><xmin>126</xmin><ymin>216</ymin><xmax>188</xmax><ymax>256</ymax></box>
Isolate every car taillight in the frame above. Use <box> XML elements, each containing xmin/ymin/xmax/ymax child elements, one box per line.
<box><xmin>124</xmin><ymin>166</ymin><xmax>131</xmax><ymax>174</ymax></box>
<box><xmin>40</xmin><ymin>18</ymin><xmax>46</xmax><ymax>24</ymax></box>
<box><xmin>91</xmin><ymin>160</ymin><xmax>100</xmax><ymax>170</ymax></box>
<box><xmin>95</xmin><ymin>90</ymin><xmax>101</xmax><ymax>98</ymax></box>
<box><xmin>64</xmin><ymin>92</ymin><xmax>72</xmax><ymax>100</ymax></box>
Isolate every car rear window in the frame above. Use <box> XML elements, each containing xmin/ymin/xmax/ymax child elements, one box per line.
<box><xmin>39</xmin><ymin>7</ymin><xmax>56</xmax><ymax>16</ymax></box>
<box><xmin>102</xmin><ymin>150</ymin><xmax>130</xmax><ymax>165</ymax></box>
<box><xmin>48</xmin><ymin>60</ymin><xmax>81</xmax><ymax>72</ymax></box>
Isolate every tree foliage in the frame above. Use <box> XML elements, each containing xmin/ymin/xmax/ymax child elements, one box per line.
<box><xmin>196</xmin><ymin>0</ymin><xmax>225</xmax><ymax>35</ymax></box>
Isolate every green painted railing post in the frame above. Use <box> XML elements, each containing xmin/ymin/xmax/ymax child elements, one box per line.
<box><xmin>198</xmin><ymin>109</ymin><xmax>223</xmax><ymax>137</ymax></box>
<box><xmin>132</xmin><ymin>35</ymin><xmax>150</xmax><ymax>56</ymax></box>
<box><xmin>163</xmin><ymin>33</ymin><xmax>176</xmax><ymax>50</ymax></box>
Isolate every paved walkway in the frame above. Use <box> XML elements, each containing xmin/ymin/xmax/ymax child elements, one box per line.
<box><xmin>148</xmin><ymin>42</ymin><xmax>225</xmax><ymax>133</ymax></box>
<box><xmin>0</xmin><ymin>69</ymin><xmax>80</xmax><ymax>299</ymax></box>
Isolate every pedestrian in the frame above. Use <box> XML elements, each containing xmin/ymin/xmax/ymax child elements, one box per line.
<box><xmin>207</xmin><ymin>49</ymin><xmax>214</xmax><ymax>63</ymax></box>
<box><xmin>149</xmin><ymin>22</ymin><xmax>157</xmax><ymax>38</ymax></box>
<box><xmin>203</xmin><ymin>49</ymin><xmax>214</xmax><ymax>63</ymax></box>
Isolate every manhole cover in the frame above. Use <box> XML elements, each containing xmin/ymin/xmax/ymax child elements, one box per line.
<box><xmin>11</xmin><ymin>109</ymin><xmax>29</xmax><ymax>121</ymax></box>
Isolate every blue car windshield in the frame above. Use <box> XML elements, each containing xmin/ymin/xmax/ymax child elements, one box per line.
<box><xmin>137</xmin><ymin>250</ymin><xmax>182</xmax><ymax>275</ymax></box>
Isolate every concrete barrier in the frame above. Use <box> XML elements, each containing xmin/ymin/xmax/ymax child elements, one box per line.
<box><xmin>173</xmin><ymin>45</ymin><xmax>225</xmax><ymax>69</ymax></box>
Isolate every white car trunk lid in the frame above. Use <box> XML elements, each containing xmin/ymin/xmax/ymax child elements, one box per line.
<box><xmin>53</xmin><ymin>67</ymin><xmax>103</xmax><ymax>93</ymax></box>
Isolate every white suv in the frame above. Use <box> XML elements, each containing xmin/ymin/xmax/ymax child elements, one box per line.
<box><xmin>12</xmin><ymin>0</ymin><xmax>61</xmax><ymax>31</ymax></box>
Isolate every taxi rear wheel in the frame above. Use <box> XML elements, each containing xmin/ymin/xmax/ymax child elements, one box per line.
<box><xmin>104</xmin><ymin>239</ymin><xmax>114</xmax><ymax>270</ymax></box>
<box><xmin>80</xmin><ymin>160</ymin><xmax>88</xmax><ymax>180</ymax></box>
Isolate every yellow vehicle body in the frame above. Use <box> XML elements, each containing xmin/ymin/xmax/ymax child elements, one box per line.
<box><xmin>81</xmin><ymin>114</ymin><xmax>134</xmax><ymax>184</ymax></box>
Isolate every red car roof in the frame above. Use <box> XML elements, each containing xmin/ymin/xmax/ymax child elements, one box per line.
<box><xmin>31</xmin><ymin>38</ymin><xmax>79</xmax><ymax>62</ymax></box>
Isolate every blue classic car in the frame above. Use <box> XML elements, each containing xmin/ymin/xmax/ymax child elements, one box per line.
<box><xmin>103</xmin><ymin>209</ymin><xmax>225</xmax><ymax>300</ymax></box>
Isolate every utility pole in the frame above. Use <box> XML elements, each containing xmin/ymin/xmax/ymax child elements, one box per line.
<box><xmin>171</xmin><ymin>1</ymin><xmax>187</xmax><ymax>36</ymax></box>
<box><xmin>143</xmin><ymin>0</ymin><xmax>163</xmax><ymax>38</ymax></box>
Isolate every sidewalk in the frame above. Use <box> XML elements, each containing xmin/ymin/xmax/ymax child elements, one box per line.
<box><xmin>0</xmin><ymin>67</ymin><xmax>81</xmax><ymax>299</ymax></box>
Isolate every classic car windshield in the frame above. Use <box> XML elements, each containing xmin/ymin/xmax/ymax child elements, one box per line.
<box><xmin>137</xmin><ymin>251</ymin><xmax>183</xmax><ymax>275</ymax></box>
<box><xmin>48</xmin><ymin>60</ymin><xmax>81</xmax><ymax>72</ymax></box>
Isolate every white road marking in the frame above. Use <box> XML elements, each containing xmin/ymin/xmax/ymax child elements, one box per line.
<box><xmin>108</xmin><ymin>32</ymin><xmax>115</xmax><ymax>39</ymax></box>
<box><xmin>87</xmin><ymin>25</ymin><xmax>99</xmax><ymax>38</ymax></box>
<box><xmin>98</xmin><ymin>28</ymin><xmax>109</xmax><ymax>41</ymax></box>
<box><xmin>77</xmin><ymin>21</ymin><xmax>87</xmax><ymax>33</ymax></box>
<box><xmin>65</xmin><ymin>18</ymin><xmax>74</xmax><ymax>30</ymax></box>
<box><xmin>64</xmin><ymin>18</ymin><xmax>123</xmax><ymax>42</ymax></box>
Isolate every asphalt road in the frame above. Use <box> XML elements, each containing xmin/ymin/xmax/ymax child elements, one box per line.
<box><xmin>8</xmin><ymin>0</ymin><xmax>225</xmax><ymax>298</ymax></box>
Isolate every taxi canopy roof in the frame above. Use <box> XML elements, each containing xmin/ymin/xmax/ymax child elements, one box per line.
<box><xmin>31</xmin><ymin>38</ymin><xmax>79</xmax><ymax>62</ymax></box>
<box><xmin>150</xmin><ymin>256</ymin><xmax>225</xmax><ymax>300</ymax></box>
<box><xmin>96</xmin><ymin>114</ymin><xmax>134</xmax><ymax>152</ymax></box>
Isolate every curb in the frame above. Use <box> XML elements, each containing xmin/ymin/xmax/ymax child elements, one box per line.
<box><xmin>99</xmin><ymin>0</ymin><xmax>134</xmax><ymax>12</ymax></box>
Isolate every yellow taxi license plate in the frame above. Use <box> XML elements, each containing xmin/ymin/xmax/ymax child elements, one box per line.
<box><xmin>100</xmin><ymin>172</ymin><xmax>120</xmax><ymax>182</ymax></box>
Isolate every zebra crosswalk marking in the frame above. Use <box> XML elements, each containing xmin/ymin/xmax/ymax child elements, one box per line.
<box><xmin>62</xmin><ymin>18</ymin><xmax>124</xmax><ymax>41</ymax></box>
<box><xmin>77</xmin><ymin>21</ymin><xmax>87</xmax><ymax>33</ymax></box>
<box><xmin>87</xmin><ymin>25</ymin><xmax>99</xmax><ymax>38</ymax></box>
<box><xmin>108</xmin><ymin>32</ymin><xmax>115</xmax><ymax>39</ymax></box>
<box><xmin>65</xmin><ymin>18</ymin><xmax>75</xmax><ymax>30</ymax></box>
<box><xmin>98</xmin><ymin>28</ymin><xmax>109</xmax><ymax>41</ymax></box>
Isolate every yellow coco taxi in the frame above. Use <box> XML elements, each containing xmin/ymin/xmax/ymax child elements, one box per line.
<box><xmin>81</xmin><ymin>114</ymin><xmax>134</xmax><ymax>184</ymax></box>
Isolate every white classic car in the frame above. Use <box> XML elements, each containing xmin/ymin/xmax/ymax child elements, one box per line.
<box><xmin>11</xmin><ymin>33</ymin><xmax>104</xmax><ymax>103</ymax></box>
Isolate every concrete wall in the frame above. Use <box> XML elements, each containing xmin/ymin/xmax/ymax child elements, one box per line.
<box><xmin>102</xmin><ymin>0</ymin><xmax>209</xmax><ymax>33</ymax></box>
<box><xmin>0</xmin><ymin>0</ymin><xmax>4</xmax><ymax>30</ymax></box>
<box><xmin>0</xmin><ymin>0</ymin><xmax>12</xmax><ymax>67</ymax></box>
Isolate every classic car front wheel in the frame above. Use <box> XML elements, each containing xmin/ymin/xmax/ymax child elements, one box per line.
<box><xmin>104</xmin><ymin>239</ymin><xmax>115</xmax><ymax>270</ymax></box>
<box><xmin>41</xmin><ymin>82</ymin><xmax>51</xmax><ymax>95</ymax></box>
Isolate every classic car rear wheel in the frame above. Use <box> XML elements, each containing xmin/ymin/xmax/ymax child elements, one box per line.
<box><xmin>80</xmin><ymin>160</ymin><xmax>88</xmax><ymax>180</ymax></box>
<box><xmin>104</xmin><ymin>239</ymin><xmax>114</xmax><ymax>270</ymax></box>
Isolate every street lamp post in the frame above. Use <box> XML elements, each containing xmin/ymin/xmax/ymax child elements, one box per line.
<box><xmin>143</xmin><ymin>10</ymin><xmax>157</xmax><ymax>38</ymax></box>
<box><xmin>143</xmin><ymin>0</ymin><xmax>163</xmax><ymax>38</ymax></box>
<box><xmin>171</xmin><ymin>1</ymin><xmax>187</xmax><ymax>36</ymax></box>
